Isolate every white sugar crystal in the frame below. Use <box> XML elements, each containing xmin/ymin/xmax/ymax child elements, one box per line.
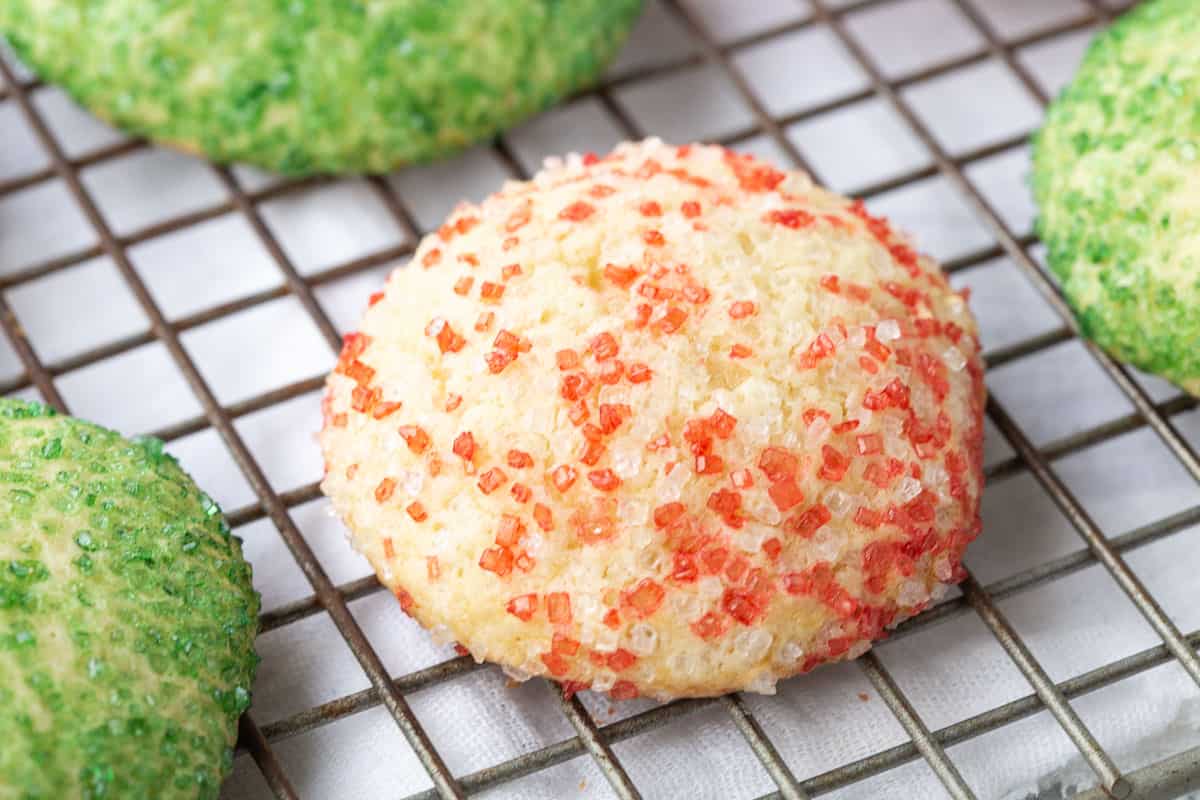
<box><xmin>599</xmin><ymin>385</ymin><xmax>631</xmax><ymax>405</ymax></box>
<box><xmin>805</xmin><ymin>416</ymin><xmax>831</xmax><ymax>449</ymax></box>
<box><xmin>593</xmin><ymin>627</ymin><xmax>619</xmax><ymax>653</ymax></box>
<box><xmin>619</xmin><ymin>499</ymin><xmax>649</xmax><ymax>525</ymax></box>
<box><xmin>743</xmin><ymin>416</ymin><xmax>770</xmax><ymax>441</ymax></box>
<box><xmin>575</xmin><ymin>592</ymin><xmax>600</xmax><ymax>620</ymax></box>
<box><xmin>897</xmin><ymin>476</ymin><xmax>923</xmax><ymax>503</ymax></box>
<box><xmin>876</xmin><ymin>319</ymin><xmax>901</xmax><ymax>341</ymax></box>
<box><xmin>942</xmin><ymin>345</ymin><xmax>967</xmax><ymax>372</ymax></box>
<box><xmin>631</xmin><ymin>524</ymin><xmax>655</xmax><ymax>550</ymax></box>
<box><xmin>936</xmin><ymin>505</ymin><xmax>957</xmax><ymax>528</ymax></box>
<box><xmin>698</xmin><ymin>576</ymin><xmax>723</xmax><ymax>600</ymax></box>
<box><xmin>637</xmin><ymin>545</ymin><xmax>665</xmax><ymax>572</ymax></box>
<box><xmin>591</xmin><ymin>671</ymin><xmax>617</xmax><ymax>692</ymax></box>
<box><xmin>846</xmin><ymin>640</ymin><xmax>872</xmax><ymax>659</ymax></box>
<box><xmin>811</xmin><ymin>526</ymin><xmax>844</xmax><ymax>562</ymax></box>
<box><xmin>627</xmin><ymin>623</ymin><xmax>659</xmax><ymax>656</ymax></box>
<box><xmin>925</xmin><ymin>463</ymin><xmax>949</xmax><ymax>496</ymax></box>
<box><xmin>775</xmin><ymin>640</ymin><xmax>805</xmax><ymax>666</ymax></box>
<box><xmin>735</xmin><ymin>628</ymin><xmax>774</xmax><ymax>662</ymax></box>
<box><xmin>881</xmin><ymin>414</ymin><xmax>904</xmax><ymax>439</ymax></box>
<box><xmin>897</xmin><ymin>579</ymin><xmax>927</xmax><ymax>607</ymax></box>
<box><xmin>502</xmin><ymin>665</ymin><xmax>532</xmax><ymax>682</ymax></box>
<box><xmin>745</xmin><ymin>671</ymin><xmax>778</xmax><ymax>695</ymax></box>
<box><xmin>934</xmin><ymin>554</ymin><xmax>955</xmax><ymax>582</ymax></box>
<box><xmin>734</xmin><ymin>525</ymin><xmax>770</xmax><ymax>553</ymax></box>
<box><xmin>745</xmin><ymin>494</ymin><xmax>782</xmax><ymax>525</ymax></box>
<box><xmin>400</xmin><ymin>470</ymin><xmax>424</xmax><ymax>497</ymax></box>
<box><xmin>667</xmin><ymin>651</ymin><xmax>697</xmax><ymax>678</ymax></box>
<box><xmin>660</xmin><ymin>463</ymin><xmax>690</xmax><ymax>501</ymax></box>
<box><xmin>848</xmin><ymin>326</ymin><xmax>867</xmax><ymax>348</ymax></box>
<box><xmin>670</xmin><ymin>592</ymin><xmax>704</xmax><ymax>622</ymax></box>
<box><xmin>611</xmin><ymin>446</ymin><xmax>643</xmax><ymax>478</ymax></box>
<box><xmin>824</xmin><ymin>488</ymin><xmax>853</xmax><ymax>517</ymax></box>
<box><xmin>931</xmin><ymin>582</ymin><xmax>954</xmax><ymax>602</ymax></box>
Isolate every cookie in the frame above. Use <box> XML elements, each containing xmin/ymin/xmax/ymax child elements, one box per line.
<box><xmin>1032</xmin><ymin>0</ymin><xmax>1200</xmax><ymax>396</ymax></box>
<box><xmin>319</xmin><ymin>139</ymin><xmax>985</xmax><ymax>700</ymax></box>
<box><xmin>0</xmin><ymin>0</ymin><xmax>641</xmax><ymax>175</ymax></box>
<box><xmin>0</xmin><ymin>399</ymin><xmax>259</xmax><ymax>799</ymax></box>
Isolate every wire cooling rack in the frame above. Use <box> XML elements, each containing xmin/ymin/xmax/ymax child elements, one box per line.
<box><xmin>2</xmin><ymin>0</ymin><xmax>1199</xmax><ymax>798</ymax></box>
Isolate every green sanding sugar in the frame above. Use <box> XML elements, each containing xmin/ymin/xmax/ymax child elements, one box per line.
<box><xmin>0</xmin><ymin>0</ymin><xmax>642</xmax><ymax>175</ymax></box>
<box><xmin>1032</xmin><ymin>0</ymin><xmax>1200</xmax><ymax>396</ymax></box>
<box><xmin>0</xmin><ymin>399</ymin><xmax>259</xmax><ymax>799</ymax></box>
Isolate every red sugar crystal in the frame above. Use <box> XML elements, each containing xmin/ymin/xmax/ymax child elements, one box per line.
<box><xmin>579</xmin><ymin>440</ymin><xmax>606</xmax><ymax>466</ymax></box>
<box><xmin>507</xmin><ymin>593</ymin><xmax>538</xmax><ymax>621</ymax></box>
<box><xmin>728</xmin><ymin>300</ymin><xmax>756</xmax><ymax>319</ymax></box>
<box><xmin>768</xmin><ymin>477</ymin><xmax>805</xmax><ymax>512</ymax></box>
<box><xmin>624</xmin><ymin>578</ymin><xmax>665</xmax><ymax>618</ymax></box>
<box><xmin>591</xmin><ymin>332</ymin><xmax>619</xmax><ymax>361</ymax></box>
<box><xmin>496</xmin><ymin>514</ymin><xmax>526</xmax><ymax>547</ymax></box>
<box><xmin>559</xmin><ymin>201</ymin><xmax>595</xmax><ymax>221</ymax></box>
<box><xmin>654</xmin><ymin>502</ymin><xmax>687</xmax><ymax>529</ymax></box>
<box><xmin>374</xmin><ymin>478</ymin><xmax>396</xmax><ymax>503</ymax></box>
<box><xmin>691</xmin><ymin>611</ymin><xmax>727</xmax><ymax>640</ymax></box>
<box><xmin>818</xmin><ymin>445</ymin><xmax>850</xmax><ymax>482</ymax></box>
<box><xmin>452</xmin><ymin>431</ymin><xmax>476</xmax><ymax>461</ymax></box>
<box><xmin>372</xmin><ymin>401</ymin><xmax>401</xmax><ymax>420</ymax></box>
<box><xmin>758</xmin><ymin>447</ymin><xmax>798</xmax><ymax>483</ymax></box>
<box><xmin>587</xmin><ymin>469</ymin><xmax>621</xmax><ymax>492</ymax></box>
<box><xmin>655</xmin><ymin>306</ymin><xmax>688</xmax><ymax>333</ymax></box>
<box><xmin>604</xmin><ymin>263</ymin><xmax>639</xmax><ymax>288</ymax></box>
<box><xmin>856</xmin><ymin>434</ymin><xmax>883</xmax><ymax>456</ymax></box>
<box><xmin>507</xmin><ymin>449</ymin><xmax>534</xmax><ymax>469</ymax></box>
<box><xmin>478</xmin><ymin>467</ymin><xmax>507</xmax><ymax>494</ymax></box>
<box><xmin>552</xmin><ymin>633</ymin><xmax>580</xmax><ymax>656</ymax></box>
<box><xmin>764</xmin><ymin>209</ymin><xmax>815</xmax><ymax>229</ymax></box>
<box><xmin>556</xmin><ymin>349</ymin><xmax>580</xmax><ymax>370</ymax></box>
<box><xmin>607</xmin><ymin>648</ymin><xmax>638</xmax><ymax>671</ymax></box>
<box><xmin>627</xmin><ymin>363</ymin><xmax>653</xmax><ymax>383</ymax></box>
<box><xmin>552</xmin><ymin>464</ymin><xmax>578</xmax><ymax>492</ymax></box>
<box><xmin>786</xmin><ymin>504</ymin><xmax>831</xmax><ymax>538</ymax></box>
<box><xmin>547</xmin><ymin>592</ymin><xmax>573</xmax><ymax>625</ymax></box>
<box><xmin>479</xmin><ymin>546</ymin><xmax>514</xmax><ymax>576</ymax></box>
<box><xmin>426</xmin><ymin>317</ymin><xmax>465</xmax><ymax>353</ymax></box>
<box><xmin>541</xmin><ymin>652</ymin><xmax>570</xmax><ymax>676</ymax></box>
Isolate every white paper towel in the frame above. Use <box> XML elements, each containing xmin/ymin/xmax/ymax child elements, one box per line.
<box><xmin>2</xmin><ymin>1</ymin><xmax>1196</xmax><ymax>798</ymax></box>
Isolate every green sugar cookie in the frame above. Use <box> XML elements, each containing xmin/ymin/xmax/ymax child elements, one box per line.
<box><xmin>1032</xmin><ymin>0</ymin><xmax>1200</xmax><ymax>396</ymax></box>
<box><xmin>0</xmin><ymin>399</ymin><xmax>259</xmax><ymax>799</ymax></box>
<box><xmin>0</xmin><ymin>0</ymin><xmax>642</xmax><ymax>175</ymax></box>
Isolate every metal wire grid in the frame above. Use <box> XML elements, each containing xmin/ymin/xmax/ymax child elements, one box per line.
<box><xmin>0</xmin><ymin>0</ymin><xmax>1198</xmax><ymax>797</ymax></box>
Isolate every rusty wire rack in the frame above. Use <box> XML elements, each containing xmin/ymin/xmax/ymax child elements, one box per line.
<box><xmin>1</xmin><ymin>0</ymin><xmax>1199</xmax><ymax>797</ymax></box>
